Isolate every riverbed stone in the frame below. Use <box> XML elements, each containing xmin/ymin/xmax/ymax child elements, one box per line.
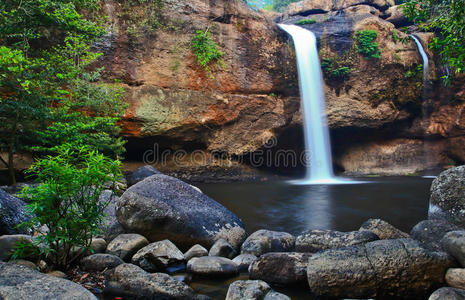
<box><xmin>105</xmin><ymin>263</ymin><xmax>199</xmax><ymax>299</ymax></box>
<box><xmin>249</xmin><ymin>252</ymin><xmax>311</xmax><ymax>286</ymax></box>
<box><xmin>445</xmin><ymin>268</ymin><xmax>465</xmax><ymax>289</ymax></box>
<box><xmin>117</xmin><ymin>174</ymin><xmax>247</xmax><ymax>249</ymax></box>
<box><xmin>359</xmin><ymin>218</ymin><xmax>409</xmax><ymax>239</ymax></box>
<box><xmin>209</xmin><ymin>239</ymin><xmax>236</xmax><ymax>258</ymax></box>
<box><xmin>131</xmin><ymin>239</ymin><xmax>184</xmax><ymax>272</ymax></box>
<box><xmin>0</xmin><ymin>262</ymin><xmax>96</xmax><ymax>299</ymax></box>
<box><xmin>232</xmin><ymin>254</ymin><xmax>257</xmax><ymax>272</ymax></box>
<box><xmin>430</xmin><ymin>166</ymin><xmax>465</xmax><ymax>228</ymax></box>
<box><xmin>0</xmin><ymin>189</ymin><xmax>31</xmax><ymax>235</ymax></box>
<box><xmin>184</xmin><ymin>244</ymin><xmax>208</xmax><ymax>261</ymax></box>
<box><xmin>295</xmin><ymin>229</ymin><xmax>379</xmax><ymax>252</ymax></box>
<box><xmin>127</xmin><ymin>165</ymin><xmax>161</xmax><ymax>187</ymax></box>
<box><xmin>411</xmin><ymin>219</ymin><xmax>462</xmax><ymax>251</ymax></box>
<box><xmin>264</xmin><ymin>291</ymin><xmax>291</xmax><ymax>300</ymax></box>
<box><xmin>106</xmin><ymin>233</ymin><xmax>149</xmax><ymax>261</ymax></box>
<box><xmin>187</xmin><ymin>256</ymin><xmax>238</xmax><ymax>277</ymax></box>
<box><xmin>80</xmin><ymin>254</ymin><xmax>124</xmax><ymax>272</ymax></box>
<box><xmin>0</xmin><ymin>234</ymin><xmax>34</xmax><ymax>261</ymax></box>
<box><xmin>241</xmin><ymin>230</ymin><xmax>295</xmax><ymax>256</ymax></box>
<box><xmin>429</xmin><ymin>287</ymin><xmax>465</xmax><ymax>300</ymax></box>
<box><xmin>225</xmin><ymin>280</ymin><xmax>271</xmax><ymax>300</ymax></box>
<box><xmin>307</xmin><ymin>238</ymin><xmax>454</xmax><ymax>298</ymax></box>
<box><xmin>442</xmin><ymin>231</ymin><xmax>465</xmax><ymax>267</ymax></box>
<box><xmin>90</xmin><ymin>238</ymin><xmax>107</xmax><ymax>254</ymax></box>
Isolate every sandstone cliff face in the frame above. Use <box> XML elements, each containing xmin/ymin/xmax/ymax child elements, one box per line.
<box><xmin>98</xmin><ymin>0</ymin><xmax>464</xmax><ymax>176</ymax></box>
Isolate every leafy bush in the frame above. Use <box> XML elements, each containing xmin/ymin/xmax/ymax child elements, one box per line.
<box><xmin>191</xmin><ymin>29</ymin><xmax>225</xmax><ymax>74</ymax></box>
<box><xmin>355</xmin><ymin>30</ymin><xmax>382</xmax><ymax>59</ymax></box>
<box><xmin>295</xmin><ymin>18</ymin><xmax>316</xmax><ymax>25</ymax></box>
<box><xmin>16</xmin><ymin>145</ymin><xmax>122</xmax><ymax>270</ymax></box>
<box><xmin>321</xmin><ymin>58</ymin><xmax>353</xmax><ymax>80</ymax></box>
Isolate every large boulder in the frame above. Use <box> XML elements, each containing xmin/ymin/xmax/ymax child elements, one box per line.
<box><xmin>442</xmin><ymin>231</ymin><xmax>465</xmax><ymax>267</ymax></box>
<box><xmin>105</xmin><ymin>263</ymin><xmax>199</xmax><ymax>299</ymax></box>
<box><xmin>241</xmin><ymin>230</ymin><xmax>295</xmax><ymax>256</ymax></box>
<box><xmin>126</xmin><ymin>165</ymin><xmax>162</xmax><ymax>187</ymax></box>
<box><xmin>249</xmin><ymin>252</ymin><xmax>311</xmax><ymax>286</ymax></box>
<box><xmin>429</xmin><ymin>166</ymin><xmax>465</xmax><ymax>228</ymax></box>
<box><xmin>131</xmin><ymin>239</ymin><xmax>184</xmax><ymax>272</ymax></box>
<box><xmin>187</xmin><ymin>256</ymin><xmax>238</xmax><ymax>278</ymax></box>
<box><xmin>385</xmin><ymin>5</ymin><xmax>411</xmax><ymax>27</ymax></box>
<box><xmin>411</xmin><ymin>219</ymin><xmax>462</xmax><ymax>251</ymax></box>
<box><xmin>445</xmin><ymin>268</ymin><xmax>465</xmax><ymax>289</ymax></box>
<box><xmin>99</xmin><ymin>190</ymin><xmax>125</xmax><ymax>241</ymax></box>
<box><xmin>429</xmin><ymin>287</ymin><xmax>465</xmax><ymax>300</ymax></box>
<box><xmin>0</xmin><ymin>189</ymin><xmax>31</xmax><ymax>235</ymax></box>
<box><xmin>359</xmin><ymin>218</ymin><xmax>409</xmax><ymax>239</ymax></box>
<box><xmin>295</xmin><ymin>229</ymin><xmax>379</xmax><ymax>252</ymax></box>
<box><xmin>106</xmin><ymin>233</ymin><xmax>149</xmax><ymax>261</ymax></box>
<box><xmin>117</xmin><ymin>174</ymin><xmax>247</xmax><ymax>249</ymax></box>
<box><xmin>307</xmin><ymin>238</ymin><xmax>454</xmax><ymax>299</ymax></box>
<box><xmin>0</xmin><ymin>262</ymin><xmax>96</xmax><ymax>299</ymax></box>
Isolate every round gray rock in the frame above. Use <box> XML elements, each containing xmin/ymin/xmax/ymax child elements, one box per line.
<box><xmin>184</xmin><ymin>244</ymin><xmax>208</xmax><ymax>261</ymax></box>
<box><xmin>0</xmin><ymin>189</ymin><xmax>31</xmax><ymax>235</ymax></box>
<box><xmin>105</xmin><ymin>263</ymin><xmax>198</xmax><ymax>299</ymax></box>
<box><xmin>359</xmin><ymin>218</ymin><xmax>409</xmax><ymax>239</ymax></box>
<box><xmin>0</xmin><ymin>234</ymin><xmax>34</xmax><ymax>261</ymax></box>
<box><xmin>411</xmin><ymin>219</ymin><xmax>462</xmax><ymax>251</ymax></box>
<box><xmin>0</xmin><ymin>262</ymin><xmax>96</xmax><ymax>299</ymax></box>
<box><xmin>295</xmin><ymin>229</ymin><xmax>379</xmax><ymax>252</ymax></box>
<box><xmin>106</xmin><ymin>233</ymin><xmax>149</xmax><ymax>261</ymax></box>
<box><xmin>90</xmin><ymin>238</ymin><xmax>107</xmax><ymax>254</ymax></box>
<box><xmin>117</xmin><ymin>174</ymin><xmax>247</xmax><ymax>249</ymax></box>
<box><xmin>232</xmin><ymin>254</ymin><xmax>257</xmax><ymax>272</ymax></box>
<box><xmin>429</xmin><ymin>287</ymin><xmax>465</xmax><ymax>300</ymax></box>
<box><xmin>241</xmin><ymin>230</ymin><xmax>295</xmax><ymax>256</ymax></box>
<box><xmin>187</xmin><ymin>256</ymin><xmax>238</xmax><ymax>277</ymax></box>
<box><xmin>442</xmin><ymin>231</ymin><xmax>465</xmax><ymax>267</ymax></box>
<box><xmin>264</xmin><ymin>291</ymin><xmax>291</xmax><ymax>300</ymax></box>
<box><xmin>225</xmin><ymin>280</ymin><xmax>271</xmax><ymax>300</ymax></box>
<box><xmin>209</xmin><ymin>239</ymin><xmax>236</xmax><ymax>258</ymax></box>
<box><xmin>131</xmin><ymin>239</ymin><xmax>184</xmax><ymax>272</ymax></box>
<box><xmin>249</xmin><ymin>252</ymin><xmax>312</xmax><ymax>286</ymax></box>
<box><xmin>430</xmin><ymin>166</ymin><xmax>465</xmax><ymax>227</ymax></box>
<box><xmin>445</xmin><ymin>268</ymin><xmax>465</xmax><ymax>289</ymax></box>
<box><xmin>307</xmin><ymin>238</ymin><xmax>454</xmax><ymax>299</ymax></box>
<box><xmin>127</xmin><ymin>165</ymin><xmax>162</xmax><ymax>187</ymax></box>
<box><xmin>80</xmin><ymin>254</ymin><xmax>124</xmax><ymax>272</ymax></box>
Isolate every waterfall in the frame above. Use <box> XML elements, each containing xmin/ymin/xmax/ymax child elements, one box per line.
<box><xmin>411</xmin><ymin>35</ymin><xmax>430</xmax><ymax>83</ymax></box>
<box><xmin>279</xmin><ymin>24</ymin><xmax>339</xmax><ymax>184</ymax></box>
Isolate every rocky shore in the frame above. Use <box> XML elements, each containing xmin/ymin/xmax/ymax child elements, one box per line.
<box><xmin>1</xmin><ymin>165</ymin><xmax>465</xmax><ymax>299</ymax></box>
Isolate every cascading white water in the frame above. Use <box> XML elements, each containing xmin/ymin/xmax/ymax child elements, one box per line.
<box><xmin>279</xmin><ymin>24</ymin><xmax>339</xmax><ymax>184</ymax></box>
<box><xmin>411</xmin><ymin>35</ymin><xmax>430</xmax><ymax>81</ymax></box>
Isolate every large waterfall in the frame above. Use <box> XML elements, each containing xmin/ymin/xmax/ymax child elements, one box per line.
<box><xmin>279</xmin><ymin>24</ymin><xmax>339</xmax><ymax>184</ymax></box>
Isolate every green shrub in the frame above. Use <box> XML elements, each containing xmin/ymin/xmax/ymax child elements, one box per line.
<box><xmin>191</xmin><ymin>30</ymin><xmax>225</xmax><ymax>74</ymax></box>
<box><xmin>15</xmin><ymin>145</ymin><xmax>122</xmax><ymax>270</ymax></box>
<box><xmin>321</xmin><ymin>58</ymin><xmax>352</xmax><ymax>80</ymax></box>
<box><xmin>355</xmin><ymin>30</ymin><xmax>382</xmax><ymax>59</ymax></box>
<box><xmin>295</xmin><ymin>18</ymin><xmax>316</xmax><ymax>25</ymax></box>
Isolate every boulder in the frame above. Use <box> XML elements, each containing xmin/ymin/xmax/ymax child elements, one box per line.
<box><xmin>264</xmin><ymin>291</ymin><xmax>291</xmax><ymax>300</ymax></box>
<box><xmin>232</xmin><ymin>254</ymin><xmax>257</xmax><ymax>272</ymax></box>
<box><xmin>411</xmin><ymin>219</ymin><xmax>461</xmax><ymax>251</ymax></box>
<box><xmin>80</xmin><ymin>254</ymin><xmax>124</xmax><ymax>272</ymax></box>
<box><xmin>187</xmin><ymin>256</ymin><xmax>238</xmax><ymax>277</ymax></box>
<box><xmin>127</xmin><ymin>165</ymin><xmax>161</xmax><ymax>187</ymax></box>
<box><xmin>225</xmin><ymin>280</ymin><xmax>271</xmax><ymax>300</ymax></box>
<box><xmin>117</xmin><ymin>174</ymin><xmax>247</xmax><ymax>249</ymax></box>
<box><xmin>105</xmin><ymin>263</ymin><xmax>199</xmax><ymax>299</ymax></box>
<box><xmin>385</xmin><ymin>5</ymin><xmax>411</xmax><ymax>27</ymax></box>
<box><xmin>131</xmin><ymin>240</ymin><xmax>184</xmax><ymax>272</ymax></box>
<box><xmin>241</xmin><ymin>230</ymin><xmax>295</xmax><ymax>256</ymax></box>
<box><xmin>285</xmin><ymin>0</ymin><xmax>394</xmax><ymax>16</ymax></box>
<box><xmin>209</xmin><ymin>239</ymin><xmax>236</xmax><ymax>258</ymax></box>
<box><xmin>249</xmin><ymin>252</ymin><xmax>311</xmax><ymax>286</ymax></box>
<box><xmin>90</xmin><ymin>238</ymin><xmax>107</xmax><ymax>254</ymax></box>
<box><xmin>442</xmin><ymin>231</ymin><xmax>465</xmax><ymax>267</ymax></box>
<box><xmin>295</xmin><ymin>229</ymin><xmax>379</xmax><ymax>252</ymax></box>
<box><xmin>0</xmin><ymin>262</ymin><xmax>96</xmax><ymax>299</ymax></box>
<box><xmin>98</xmin><ymin>190</ymin><xmax>125</xmax><ymax>241</ymax></box>
<box><xmin>0</xmin><ymin>234</ymin><xmax>34</xmax><ymax>261</ymax></box>
<box><xmin>429</xmin><ymin>287</ymin><xmax>465</xmax><ymax>300</ymax></box>
<box><xmin>106</xmin><ymin>233</ymin><xmax>149</xmax><ymax>261</ymax></box>
<box><xmin>430</xmin><ymin>166</ymin><xmax>465</xmax><ymax>227</ymax></box>
<box><xmin>445</xmin><ymin>268</ymin><xmax>465</xmax><ymax>289</ymax></box>
<box><xmin>184</xmin><ymin>244</ymin><xmax>208</xmax><ymax>261</ymax></box>
<box><xmin>9</xmin><ymin>260</ymin><xmax>36</xmax><ymax>270</ymax></box>
<box><xmin>307</xmin><ymin>238</ymin><xmax>454</xmax><ymax>298</ymax></box>
<box><xmin>359</xmin><ymin>218</ymin><xmax>409</xmax><ymax>239</ymax></box>
<box><xmin>0</xmin><ymin>189</ymin><xmax>31</xmax><ymax>235</ymax></box>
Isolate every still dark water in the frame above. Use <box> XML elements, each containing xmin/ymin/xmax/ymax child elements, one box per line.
<box><xmin>197</xmin><ymin>177</ymin><xmax>433</xmax><ymax>235</ymax></box>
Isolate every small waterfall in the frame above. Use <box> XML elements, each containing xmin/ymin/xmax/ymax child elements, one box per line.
<box><xmin>279</xmin><ymin>24</ymin><xmax>339</xmax><ymax>184</ymax></box>
<box><xmin>411</xmin><ymin>35</ymin><xmax>436</xmax><ymax>178</ymax></box>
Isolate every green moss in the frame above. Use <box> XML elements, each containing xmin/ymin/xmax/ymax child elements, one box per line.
<box><xmin>354</xmin><ymin>30</ymin><xmax>382</xmax><ymax>59</ymax></box>
<box><xmin>191</xmin><ymin>29</ymin><xmax>225</xmax><ymax>75</ymax></box>
<box><xmin>321</xmin><ymin>58</ymin><xmax>353</xmax><ymax>80</ymax></box>
<box><xmin>295</xmin><ymin>18</ymin><xmax>316</xmax><ymax>25</ymax></box>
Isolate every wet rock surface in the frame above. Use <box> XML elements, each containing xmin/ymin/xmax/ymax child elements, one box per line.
<box><xmin>0</xmin><ymin>189</ymin><xmax>31</xmax><ymax>235</ymax></box>
<box><xmin>445</xmin><ymin>268</ymin><xmax>465</xmax><ymax>290</ymax></box>
<box><xmin>106</xmin><ymin>233</ymin><xmax>149</xmax><ymax>261</ymax></box>
<box><xmin>208</xmin><ymin>239</ymin><xmax>236</xmax><ymax>258</ymax></box>
<box><xmin>131</xmin><ymin>239</ymin><xmax>185</xmax><ymax>272</ymax></box>
<box><xmin>411</xmin><ymin>219</ymin><xmax>462</xmax><ymax>251</ymax></box>
<box><xmin>442</xmin><ymin>231</ymin><xmax>465</xmax><ymax>267</ymax></box>
<box><xmin>241</xmin><ymin>230</ymin><xmax>295</xmax><ymax>256</ymax></box>
<box><xmin>232</xmin><ymin>254</ymin><xmax>257</xmax><ymax>272</ymax></box>
<box><xmin>184</xmin><ymin>244</ymin><xmax>208</xmax><ymax>261</ymax></box>
<box><xmin>126</xmin><ymin>165</ymin><xmax>161</xmax><ymax>187</ymax></box>
<box><xmin>359</xmin><ymin>218</ymin><xmax>410</xmax><ymax>239</ymax></box>
<box><xmin>295</xmin><ymin>229</ymin><xmax>379</xmax><ymax>252</ymax></box>
<box><xmin>428</xmin><ymin>287</ymin><xmax>465</xmax><ymax>300</ymax></box>
<box><xmin>187</xmin><ymin>256</ymin><xmax>238</xmax><ymax>278</ymax></box>
<box><xmin>225</xmin><ymin>280</ymin><xmax>271</xmax><ymax>300</ymax></box>
<box><xmin>80</xmin><ymin>254</ymin><xmax>124</xmax><ymax>272</ymax></box>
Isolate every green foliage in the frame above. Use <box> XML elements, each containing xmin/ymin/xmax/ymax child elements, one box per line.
<box><xmin>403</xmin><ymin>0</ymin><xmax>465</xmax><ymax>83</ymax></box>
<box><xmin>404</xmin><ymin>64</ymin><xmax>423</xmax><ymax>78</ymax></box>
<box><xmin>118</xmin><ymin>0</ymin><xmax>164</xmax><ymax>39</ymax></box>
<box><xmin>247</xmin><ymin>0</ymin><xmax>299</xmax><ymax>12</ymax></box>
<box><xmin>354</xmin><ymin>30</ymin><xmax>382</xmax><ymax>59</ymax></box>
<box><xmin>295</xmin><ymin>18</ymin><xmax>317</xmax><ymax>25</ymax></box>
<box><xmin>191</xmin><ymin>30</ymin><xmax>225</xmax><ymax>74</ymax></box>
<box><xmin>15</xmin><ymin>145</ymin><xmax>122</xmax><ymax>270</ymax></box>
<box><xmin>391</xmin><ymin>30</ymin><xmax>410</xmax><ymax>44</ymax></box>
<box><xmin>321</xmin><ymin>58</ymin><xmax>353</xmax><ymax>81</ymax></box>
